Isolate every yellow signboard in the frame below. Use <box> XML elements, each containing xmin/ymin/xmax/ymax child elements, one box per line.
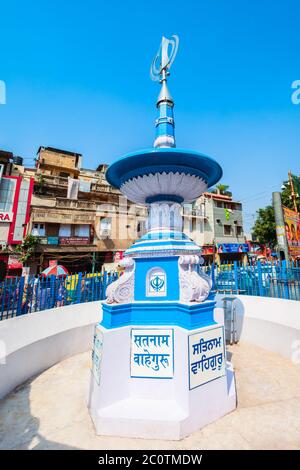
<box><xmin>283</xmin><ymin>206</ymin><xmax>300</xmax><ymax>258</ymax></box>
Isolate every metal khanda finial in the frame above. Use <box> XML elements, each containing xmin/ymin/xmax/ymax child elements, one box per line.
<box><xmin>150</xmin><ymin>35</ymin><xmax>179</xmax><ymax>82</ymax></box>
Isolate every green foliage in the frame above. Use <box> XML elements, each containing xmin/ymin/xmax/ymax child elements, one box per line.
<box><xmin>212</xmin><ymin>184</ymin><xmax>231</xmax><ymax>196</ymax></box>
<box><xmin>15</xmin><ymin>234</ymin><xmax>40</xmax><ymax>265</ymax></box>
<box><xmin>252</xmin><ymin>173</ymin><xmax>300</xmax><ymax>248</ymax></box>
<box><xmin>252</xmin><ymin>205</ymin><xmax>276</xmax><ymax>248</ymax></box>
<box><xmin>281</xmin><ymin>174</ymin><xmax>300</xmax><ymax>211</ymax></box>
<box><xmin>37</xmin><ymin>174</ymin><xmax>45</xmax><ymax>194</ymax></box>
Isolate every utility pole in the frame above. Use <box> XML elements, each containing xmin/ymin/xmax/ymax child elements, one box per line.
<box><xmin>288</xmin><ymin>170</ymin><xmax>298</xmax><ymax>213</ymax></box>
<box><xmin>272</xmin><ymin>192</ymin><xmax>289</xmax><ymax>261</ymax></box>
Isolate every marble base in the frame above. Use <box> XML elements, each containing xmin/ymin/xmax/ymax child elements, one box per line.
<box><xmin>87</xmin><ymin>317</ymin><xmax>237</xmax><ymax>440</ymax></box>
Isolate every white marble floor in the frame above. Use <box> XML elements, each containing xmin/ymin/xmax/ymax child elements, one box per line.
<box><xmin>1</xmin><ymin>341</ymin><xmax>300</xmax><ymax>450</ymax></box>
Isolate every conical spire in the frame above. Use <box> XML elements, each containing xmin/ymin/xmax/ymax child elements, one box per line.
<box><xmin>157</xmin><ymin>78</ymin><xmax>174</xmax><ymax>106</ymax></box>
<box><xmin>154</xmin><ymin>71</ymin><xmax>176</xmax><ymax>148</ymax></box>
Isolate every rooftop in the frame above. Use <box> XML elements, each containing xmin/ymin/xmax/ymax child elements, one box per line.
<box><xmin>37</xmin><ymin>146</ymin><xmax>82</xmax><ymax>158</ymax></box>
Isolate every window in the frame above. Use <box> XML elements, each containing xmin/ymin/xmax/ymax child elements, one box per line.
<box><xmin>59</xmin><ymin>224</ymin><xmax>71</xmax><ymax>237</ymax></box>
<box><xmin>215</xmin><ymin>201</ymin><xmax>223</xmax><ymax>208</ymax></box>
<box><xmin>100</xmin><ymin>217</ymin><xmax>112</xmax><ymax>231</ymax></box>
<box><xmin>32</xmin><ymin>223</ymin><xmax>45</xmax><ymax>236</ymax></box>
<box><xmin>224</xmin><ymin>225</ymin><xmax>232</xmax><ymax>236</ymax></box>
<box><xmin>74</xmin><ymin>224</ymin><xmax>90</xmax><ymax>237</ymax></box>
<box><xmin>137</xmin><ymin>220</ymin><xmax>146</xmax><ymax>235</ymax></box>
<box><xmin>0</xmin><ymin>178</ymin><xmax>16</xmax><ymax>212</ymax></box>
<box><xmin>236</xmin><ymin>226</ymin><xmax>243</xmax><ymax>237</ymax></box>
<box><xmin>59</xmin><ymin>172</ymin><xmax>70</xmax><ymax>178</ymax></box>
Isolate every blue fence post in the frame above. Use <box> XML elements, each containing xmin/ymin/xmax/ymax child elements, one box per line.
<box><xmin>0</xmin><ymin>279</ymin><xmax>6</xmax><ymax>320</ymax></box>
<box><xmin>102</xmin><ymin>271</ymin><xmax>108</xmax><ymax>300</ymax></box>
<box><xmin>233</xmin><ymin>261</ymin><xmax>239</xmax><ymax>293</ymax></box>
<box><xmin>76</xmin><ymin>272</ymin><xmax>82</xmax><ymax>304</ymax></box>
<box><xmin>16</xmin><ymin>276</ymin><xmax>25</xmax><ymax>316</ymax></box>
<box><xmin>50</xmin><ymin>275</ymin><xmax>56</xmax><ymax>308</ymax></box>
<box><xmin>282</xmin><ymin>260</ymin><xmax>290</xmax><ymax>300</ymax></box>
<box><xmin>257</xmin><ymin>261</ymin><xmax>264</xmax><ymax>297</ymax></box>
<box><xmin>211</xmin><ymin>262</ymin><xmax>215</xmax><ymax>290</ymax></box>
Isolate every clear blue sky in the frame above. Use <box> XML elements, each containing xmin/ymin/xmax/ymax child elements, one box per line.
<box><xmin>1</xmin><ymin>0</ymin><xmax>300</xmax><ymax>232</ymax></box>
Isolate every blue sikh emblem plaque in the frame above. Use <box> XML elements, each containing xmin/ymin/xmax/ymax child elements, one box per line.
<box><xmin>150</xmin><ymin>274</ymin><xmax>165</xmax><ymax>292</ymax></box>
<box><xmin>148</xmin><ymin>271</ymin><xmax>166</xmax><ymax>296</ymax></box>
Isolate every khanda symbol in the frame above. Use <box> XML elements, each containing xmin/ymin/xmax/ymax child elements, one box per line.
<box><xmin>150</xmin><ymin>35</ymin><xmax>179</xmax><ymax>82</ymax></box>
<box><xmin>150</xmin><ymin>274</ymin><xmax>165</xmax><ymax>292</ymax></box>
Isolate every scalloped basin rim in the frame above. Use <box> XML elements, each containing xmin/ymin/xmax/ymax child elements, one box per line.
<box><xmin>106</xmin><ymin>147</ymin><xmax>223</xmax><ymax>189</ymax></box>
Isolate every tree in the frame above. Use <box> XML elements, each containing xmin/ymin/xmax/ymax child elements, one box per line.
<box><xmin>14</xmin><ymin>235</ymin><xmax>40</xmax><ymax>266</ymax></box>
<box><xmin>36</xmin><ymin>173</ymin><xmax>45</xmax><ymax>195</ymax></box>
<box><xmin>212</xmin><ymin>184</ymin><xmax>232</xmax><ymax>196</ymax></box>
<box><xmin>281</xmin><ymin>174</ymin><xmax>300</xmax><ymax>212</ymax></box>
<box><xmin>252</xmin><ymin>205</ymin><xmax>276</xmax><ymax>248</ymax></box>
<box><xmin>252</xmin><ymin>173</ymin><xmax>300</xmax><ymax>247</ymax></box>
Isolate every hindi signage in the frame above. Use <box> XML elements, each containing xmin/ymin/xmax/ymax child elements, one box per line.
<box><xmin>188</xmin><ymin>326</ymin><xmax>226</xmax><ymax>390</ymax></box>
<box><xmin>130</xmin><ymin>328</ymin><xmax>174</xmax><ymax>379</ymax></box>
<box><xmin>217</xmin><ymin>243</ymin><xmax>249</xmax><ymax>253</ymax></box>
<box><xmin>92</xmin><ymin>326</ymin><xmax>103</xmax><ymax>385</ymax></box>
<box><xmin>59</xmin><ymin>236</ymin><xmax>90</xmax><ymax>245</ymax></box>
<box><xmin>283</xmin><ymin>206</ymin><xmax>300</xmax><ymax>258</ymax></box>
<box><xmin>0</xmin><ymin>212</ymin><xmax>13</xmax><ymax>223</ymax></box>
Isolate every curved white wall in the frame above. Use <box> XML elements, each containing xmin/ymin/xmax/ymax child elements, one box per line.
<box><xmin>216</xmin><ymin>294</ymin><xmax>300</xmax><ymax>359</ymax></box>
<box><xmin>0</xmin><ymin>295</ymin><xmax>299</xmax><ymax>400</ymax></box>
<box><xmin>0</xmin><ymin>302</ymin><xmax>102</xmax><ymax>399</ymax></box>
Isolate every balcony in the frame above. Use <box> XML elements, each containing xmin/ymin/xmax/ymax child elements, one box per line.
<box><xmin>183</xmin><ymin>206</ymin><xmax>206</xmax><ymax>219</ymax></box>
<box><xmin>55</xmin><ymin>198</ymin><xmax>96</xmax><ymax>211</ymax></box>
<box><xmin>192</xmin><ymin>207</ymin><xmax>206</xmax><ymax>218</ymax></box>
<box><xmin>34</xmin><ymin>174</ymin><xmax>120</xmax><ymax>196</ymax></box>
<box><xmin>36</xmin><ymin>174</ymin><xmax>69</xmax><ymax>188</ymax></box>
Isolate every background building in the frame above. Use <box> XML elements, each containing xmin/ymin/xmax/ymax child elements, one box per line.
<box><xmin>15</xmin><ymin>147</ymin><xmax>146</xmax><ymax>273</ymax></box>
<box><xmin>187</xmin><ymin>191</ymin><xmax>248</xmax><ymax>264</ymax></box>
<box><xmin>0</xmin><ymin>150</ymin><xmax>33</xmax><ymax>276</ymax></box>
<box><xmin>0</xmin><ymin>146</ymin><xmax>247</xmax><ymax>274</ymax></box>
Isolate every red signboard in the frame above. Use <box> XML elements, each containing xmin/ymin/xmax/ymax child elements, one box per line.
<box><xmin>7</xmin><ymin>254</ymin><xmax>23</xmax><ymax>270</ymax></box>
<box><xmin>202</xmin><ymin>246</ymin><xmax>215</xmax><ymax>255</ymax></box>
<box><xmin>0</xmin><ymin>212</ymin><xmax>13</xmax><ymax>222</ymax></box>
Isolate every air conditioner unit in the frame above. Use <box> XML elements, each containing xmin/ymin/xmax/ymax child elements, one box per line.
<box><xmin>0</xmin><ymin>242</ymin><xmax>7</xmax><ymax>250</ymax></box>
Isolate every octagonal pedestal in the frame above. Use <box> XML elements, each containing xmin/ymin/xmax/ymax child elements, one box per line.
<box><xmin>88</xmin><ymin>302</ymin><xmax>237</xmax><ymax>440</ymax></box>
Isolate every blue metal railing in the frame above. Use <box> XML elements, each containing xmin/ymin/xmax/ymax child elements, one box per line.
<box><xmin>203</xmin><ymin>260</ymin><xmax>300</xmax><ymax>301</ymax></box>
<box><xmin>0</xmin><ymin>261</ymin><xmax>299</xmax><ymax>321</ymax></box>
<box><xmin>0</xmin><ymin>271</ymin><xmax>118</xmax><ymax>321</ymax></box>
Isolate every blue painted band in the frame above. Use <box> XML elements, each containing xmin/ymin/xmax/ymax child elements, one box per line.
<box><xmin>100</xmin><ymin>298</ymin><xmax>216</xmax><ymax>330</ymax></box>
<box><xmin>128</xmin><ymin>240</ymin><xmax>196</xmax><ymax>249</ymax></box>
<box><xmin>139</xmin><ymin>231</ymin><xmax>190</xmax><ymax>241</ymax></box>
<box><xmin>145</xmin><ymin>194</ymin><xmax>184</xmax><ymax>204</ymax></box>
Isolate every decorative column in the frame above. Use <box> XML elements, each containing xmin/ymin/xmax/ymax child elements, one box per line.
<box><xmin>88</xmin><ymin>35</ymin><xmax>236</xmax><ymax>440</ymax></box>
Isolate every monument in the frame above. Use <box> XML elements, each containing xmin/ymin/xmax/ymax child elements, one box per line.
<box><xmin>88</xmin><ymin>36</ymin><xmax>237</xmax><ymax>440</ymax></box>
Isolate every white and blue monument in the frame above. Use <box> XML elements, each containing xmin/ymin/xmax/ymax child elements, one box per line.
<box><xmin>88</xmin><ymin>36</ymin><xmax>237</xmax><ymax>440</ymax></box>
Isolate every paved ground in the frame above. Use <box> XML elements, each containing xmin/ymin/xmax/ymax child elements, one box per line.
<box><xmin>1</xmin><ymin>341</ymin><xmax>300</xmax><ymax>450</ymax></box>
